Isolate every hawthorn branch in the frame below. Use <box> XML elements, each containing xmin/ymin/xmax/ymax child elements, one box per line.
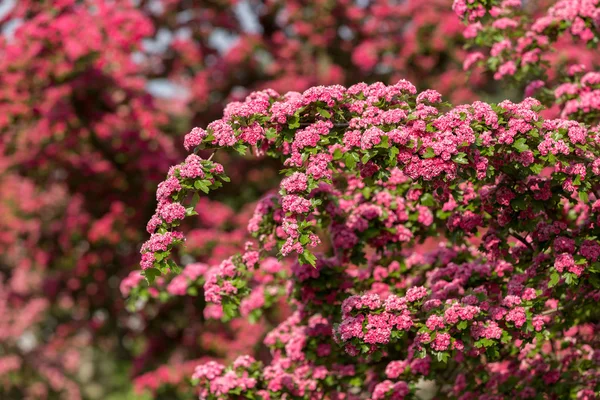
<box><xmin>509</xmin><ymin>229</ymin><xmax>534</xmax><ymax>252</ymax></box>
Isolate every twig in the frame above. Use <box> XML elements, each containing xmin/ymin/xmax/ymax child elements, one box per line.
<box><xmin>540</xmin><ymin>307</ymin><xmax>562</xmax><ymax>316</ymax></box>
<box><xmin>299</xmin><ymin>122</ymin><xmax>350</xmax><ymax>127</ymax></box>
<box><xmin>509</xmin><ymin>229</ymin><xmax>534</xmax><ymax>252</ymax></box>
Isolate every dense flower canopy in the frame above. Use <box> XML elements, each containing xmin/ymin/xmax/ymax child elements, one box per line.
<box><xmin>137</xmin><ymin>79</ymin><xmax>600</xmax><ymax>398</ymax></box>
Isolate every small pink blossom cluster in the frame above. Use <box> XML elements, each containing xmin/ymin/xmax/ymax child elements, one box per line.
<box><xmin>139</xmin><ymin>154</ymin><xmax>229</xmax><ymax>277</ymax></box>
<box><xmin>455</xmin><ymin>0</ymin><xmax>600</xmax><ymax>47</ymax></box>
<box><xmin>333</xmin><ymin>262</ymin><xmax>550</xmax><ymax>358</ymax></box>
<box><xmin>555</xmin><ymin>69</ymin><xmax>600</xmax><ymax>123</ymax></box>
<box><xmin>192</xmin><ymin>357</ymin><xmax>259</xmax><ymax>398</ymax></box>
<box><xmin>456</xmin><ymin>0</ymin><xmax>600</xmax><ymax>125</ymax></box>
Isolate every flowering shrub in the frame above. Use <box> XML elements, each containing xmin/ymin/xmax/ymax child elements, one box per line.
<box><xmin>138</xmin><ymin>80</ymin><xmax>600</xmax><ymax>398</ymax></box>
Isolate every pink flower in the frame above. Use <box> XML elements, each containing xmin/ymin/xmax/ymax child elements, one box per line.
<box><xmin>426</xmin><ymin>315</ymin><xmax>445</xmax><ymax>330</ymax></box>
<box><xmin>193</xmin><ymin>361</ymin><xmax>225</xmax><ymax>381</ymax></box>
<box><xmin>406</xmin><ymin>286</ymin><xmax>428</xmax><ymax>302</ymax></box>
<box><xmin>184</xmin><ymin>127</ymin><xmax>207</xmax><ymax>151</ymax></box>
<box><xmin>158</xmin><ymin>202</ymin><xmax>186</xmax><ymax>223</ymax></box>
<box><xmin>431</xmin><ymin>332</ymin><xmax>451</xmax><ymax>351</ymax></box>
<box><xmin>166</xmin><ymin>275</ymin><xmax>188</xmax><ymax>296</ymax></box>
<box><xmin>505</xmin><ymin>307</ymin><xmax>527</xmax><ymax>328</ymax></box>
<box><xmin>281</xmin><ymin>195</ymin><xmax>312</xmax><ymax>214</ymax></box>
<box><xmin>281</xmin><ymin>172</ymin><xmax>308</xmax><ymax>193</ymax></box>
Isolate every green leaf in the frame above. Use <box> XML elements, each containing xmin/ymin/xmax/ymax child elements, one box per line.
<box><xmin>361</xmin><ymin>153</ymin><xmax>371</xmax><ymax>164</ymax></box>
<box><xmin>194</xmin><ymin>180</ymin><xmax>210</xmax><ymax>194</ymax></box>
<box><xmin>500</xmin><ymin>331</ymin><xmax>511</xmax><ymax>344</ymax></box>
<box><xmin>333</xmin><ymin>148</ymin><xmax>343</xmax><ymax>160</ymax></box>
<box><xmin>422</xmin><ymin>147</ymin><xmax>435</xmax><ymax>159</ymax></box>
<box><xmin>299</xmin><ymin>250</ymin><xmax>317</xmax><ymax>267</ymax></box>
<box><xmin>190</xmin><ymin>192</ymin><xmax>200</xmax><ymax>208</ymax></box>
<box><xmin>420</xmin><ymin>193</ymin><xmax>435</xmax><ymax>207</ymax></box>
<box><xmin>299</xmin><ymin>234</ymin><xmax>310</xmax><ymax>245</ymax></box>
<box><xmin>530</xmin><ymin>164</ymin><xmax>543</xmax><ymax>174</ymax></box>
<box><xmin>389</xmin><ymin>146</ymin><xmax>399</xmax><ymax>162</ymax></box>
<box><xmin>564</xmin><ymin>272</ymin><xmax>577</xmax><ymax>285</ymax></box>
<box><xmin>344</xmin><ymin>153</ymin><xmax>357</xmax><ymax>169</ymax></box>
<box><xmin>154</xmin><ymin>251</ymin><xmax>166</xmax><ymax>262</ymax></box>
<box><xmin>248</xmin><ymin>309</ymin><xmax>262</xmax><ymax>324</ymax></box>
<box><xmin>579</xmin><ymin>191</ymin><xmax>589</xmax><ymax>203</ymax></box>
<box><xmin>288</xmin><ymin>115</ymin><xmax>300</xmax><ymax>129</ymax></box>
<box><xmin>549</xmin><ymin>271</ymin><xmax>560</xmax><ymax>288</ymax></box>
<box><xmin>222</xmin><ymin>301</ymin><xmax>238</xmax><ymax>321</ymax></box>
<box><xmin>265</xmin><ymin>128</ymin><xmax>278</xmax><ymax>140</ymax></box>
<box><xmin>513</xmin><ymin>138</ymin><xmax>529</xmax><ymax>153</ymax></box>
<box><xmin>436</xmin><ymin>351</ymin><xmax>449</xmax><ymax>363</ymax></box>
<box><xmin>167</xmin><ymin>259</ymin><xmax>181</xmax><ymax>274</ymax></box>
<box><xmin>155</xmin><ymin>260</ymin><xmax>169</xmax><ymax>274</ymax></box>
<box><xmin>317</xmin><ymin>107</ymin><xmax>331</xmax><ymax>118</ymax></box>
<box><xmin>234</xmin><ymin>143</ymin><xmax>248</xmax><ymax>155</ymax></box>
<box><xmin>185</xmin><ymin>206</ymin><xmax>198</xmax><ymax>216</ymax></box>
<box><xmin>142</xmin><ymin>268</ymin><xmax>160</xmax><ymax>285</ymax></box>
<box><xmin>589</xmin><ymin>274</ymin><xmax>600</xmax><ymax>288</ymax></box>
<box><xmin>529</xmin><ymin>128</ymin><xmax>539</xmax><ymax>138</ymax></box>
<box><xmin>510</xmin><ymin>196</ymin><xmax>527</xmax><ymax>211</ymax></box>
<box><xmin>452</xmin><ymin>152</ymin><xmax>469</xmax><ymax>165</ymax></box>
<box><xmin>375</xmin><ymin>136</ymin><xmax>389</xmax><ymax>149</ymax></box>
<box><xmin>348</xmin><ymin>376</ymin><xmax>363</xmax><ymax>387</ymax></box>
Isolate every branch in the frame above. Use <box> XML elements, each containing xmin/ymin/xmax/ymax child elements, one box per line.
<box><xmin>509</xmin><ymin>229</ymin><xmax>534</xmax><ymax>252</ymax></box>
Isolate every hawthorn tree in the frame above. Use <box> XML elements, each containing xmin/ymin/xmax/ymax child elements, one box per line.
<box><xmin>137</xmin><ymin>79</ymin><xmax>600</xmax><ymax>398</ymax></box>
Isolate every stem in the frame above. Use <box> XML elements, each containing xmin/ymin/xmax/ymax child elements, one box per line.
<box><xmin>540</xmin><ymin>307</ymin><xmax>561</xmax><ymax>316</ymax></box>
<box><xmin>299</xmin><ymin>122</ymin><xmax>350</xmax><ymax>127</ymax></box>
<box><xmin>509</xmin><ymin>229</ymin><xmax>534</xmax><ymax>252</ymax></box>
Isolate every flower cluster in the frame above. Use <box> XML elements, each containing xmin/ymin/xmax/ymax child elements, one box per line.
<box><xmin>455</xmin><ymin>0</ymin><xmax>600</xmax><ymax>125</ymax></box>
<box><xmin>556</xmin><ymin>69</ymin><xmax>600</xmax><ymax>124</ymax></box>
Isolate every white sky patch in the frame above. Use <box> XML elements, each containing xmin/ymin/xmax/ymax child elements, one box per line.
<box><xmin>235</xmin><ymin>0</ymin><xmax>262</xmax><ymax>34</ymax></box>
<box><xmin>147</xmin><ymin>79</ymin><xmax>189</xmax><ymax>99</ymax></box>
